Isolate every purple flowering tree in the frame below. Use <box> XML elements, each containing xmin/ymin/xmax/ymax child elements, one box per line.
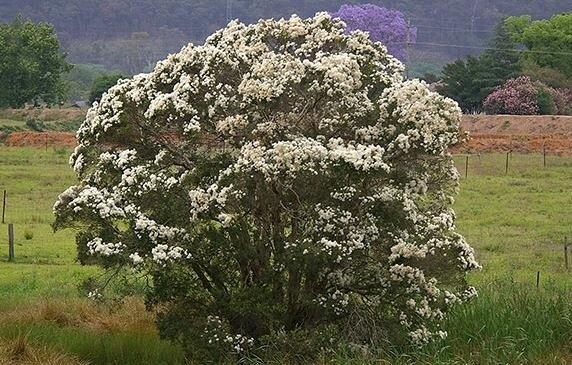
<box><xmin>332</xmin><ymin>4</ymin><xmax>414</xmax><ymax>61</ymax></box>
<box><xmin>483</xmin><ymin>76</ymin><xmax>539</xmax><ymax>115</ymax></box>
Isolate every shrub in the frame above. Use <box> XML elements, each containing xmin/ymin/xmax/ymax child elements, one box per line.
<box><xmin>483</xmin><ymin>76</ymin><xmax>539</xmax><ymax>115</ymax></box>
<box><xmin>88</xmin><ymin>73</ymin><xmax>124</xmax><ymax>104</ymax></box>
<box><xmin>24</xmin><ymin>230</ymin><xmax>33</xmax><ymax>240</ymax></box>
<box><xmin>25</xmin><ymin>118</ymin><xmax>45</xmax><ymax>132</ymax></box>
<box><xmin>54</xmin><ymin>13</ymin><xmax>479</xmax><ymax>362</ymax></box>
<box><xmin>536</xmin><ymin>87</ymin><xmax>556</xmax><ymax>115</ymax></box>
<box><xmin>550</xmin><ymin>87</ymin><xmax>572</xmax><ymax>115</ymax></box>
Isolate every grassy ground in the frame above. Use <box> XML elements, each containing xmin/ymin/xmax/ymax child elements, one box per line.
<box><xmin>0</xmin><ymin>109</ymin><xmax>84</xmax><ymax>133</ymax></box>
<box><xmin>0</xmin><ymin>147</ymin><xmax>570</xmax><ymax>364</ymax></box>
<box><xmin>0</xmin><ymin>147</ymin><xmax>185</xmax><ymax>364</ymax></box>
<box><xmin>454</xmin><ymin>153</ymin><xmax>572</xmax><ymax>288</ymax></box>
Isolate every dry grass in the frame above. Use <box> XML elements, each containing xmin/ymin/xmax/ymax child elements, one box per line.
<box><xmin>0</xmin><ymin>297</ymin><xmax>156</xmax><ymax>334</ymax></box>
<box><xmin>0</xmin><ymin>335</ymin><xmax>87</xmax><ymax>365</ymax></box>
<box><xmin>0</xmin><ymin>108</ymin><xmax>86</xmax><ymax>122</ymax></box>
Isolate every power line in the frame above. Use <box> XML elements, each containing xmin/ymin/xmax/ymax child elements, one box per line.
<box><xmin>413</xmin><ymin>25</ymin><xmax>494</xmax><ymax>33</ymax></box>
<box><xmin>404</xmin><ymin>41</ymin><xmax>572</xmax><ymax>56</ymax></box>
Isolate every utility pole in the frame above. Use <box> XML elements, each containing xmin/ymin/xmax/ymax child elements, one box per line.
<box><xmin>470</xmin><ymin>0</ymin><xmax>480</xmax><ymax>34</ymax></box>
<box><xmin>226</xmin><ymin>0</ymin><xmax>232</xmax><ymax>23</ymax></box>
<box><xmin>405</xmin><ymin>17</ymin><xmax>411</xmax><ymax>79</ymax></box>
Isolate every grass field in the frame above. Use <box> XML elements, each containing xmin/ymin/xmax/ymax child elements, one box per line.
<box><xmin>0</xmin><ymin>109</ymin><xmax>83</xmax><ymax>133</ymax></box>
<box><xmin>0</xmin><ymin>147</ymin><xmax>570</xmax><ymax>364</ymax></box>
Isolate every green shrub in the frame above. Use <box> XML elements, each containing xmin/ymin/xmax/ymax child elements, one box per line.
<box><xmin>25</xmin><ymin>118</ymin><xmax>46</xmax><ymax>132</ymax></box>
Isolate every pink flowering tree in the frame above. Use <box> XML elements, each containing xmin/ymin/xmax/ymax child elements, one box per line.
<box><xmin>332</xmin><ymin>4</ymin><xmax>414</xmax><ymax>61</ymax></box>
<box><xmin>484</xmin><ymin>75</ymin><xmax>572</xmax><ymax>115</ymax></box>
<box><xmin>54</xmin><ymin>13</ymin><xmax>478</xmax><ymax>362</ymax></box>
<box><xmin>483</xmin><ymin>76</ymin><xmax>539</xmax><ymax>115</ymax></box>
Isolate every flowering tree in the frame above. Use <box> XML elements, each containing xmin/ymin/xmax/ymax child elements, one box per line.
<box><xmin>54</xmin><ymin>13</ymin><xmax>478</xmax><ymax>361</ymax></box>
<box><xmin>483</xmin><ymin>76</ymin><xmax>539</xmax><ymax>115</ymax></box>
<box><xmin>483</xmin><ymin>75</ymin><xmax>571</xmax><ymax>115</ymax></box>
<box><xmin>331</xmin><ymin>4</ymin><xmax>414</xmax><ymax>61</ymax></box>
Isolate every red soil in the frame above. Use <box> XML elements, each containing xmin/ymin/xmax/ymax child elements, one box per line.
<box><xmin>5</xmin><ymin>132</ymin><xmax>76</xmax><ymax>148</ymax></box>
<box><xmin>3</xmin><ymin>115</ymin><xmax>572</xmax><ymax>154</ymax></box>
<box><xmin>453</xmin><ymin>115</ymin><xmax>572</xmax><ymax>154</ymax></box>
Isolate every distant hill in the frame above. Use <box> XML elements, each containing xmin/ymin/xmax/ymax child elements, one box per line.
<box><xmin>1</xmin><ymin>0</ymin><xmax>570</xmax><ymax>74</ymax></box>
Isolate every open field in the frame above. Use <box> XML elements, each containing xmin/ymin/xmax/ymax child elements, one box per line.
<box><xmin>0</xmin><ymin>146</ymin><xmax>570</xmax><ymax>364</ymax></box>
<box><xmin>0</xmin><ymin>108</ymin><xmax>84</xmax><ymax>135</ymax></box>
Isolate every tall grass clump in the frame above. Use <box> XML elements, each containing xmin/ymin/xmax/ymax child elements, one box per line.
<box><xmin>402</xmin><ymin>278</ymin><xmax>572</xmax><ymax>364</ymax></box>
<box><xmin>236</xmin><ymin>279</ymin><xmax>571</xmax><ymax>364</ymax></box>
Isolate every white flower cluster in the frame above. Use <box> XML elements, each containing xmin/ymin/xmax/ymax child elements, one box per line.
<box><xmin>316</xmin><ymin>289</ymin><xmax>351</xmax><ymax>315</ymax></box>
<box><xmin>87</xmin><ymin>237</ymin><xmax>124</xmax><ymax>256</ymax></box>
<box><xmin>236</xmin><ymin>137</ymin><xmax>391</xmax><ymax>180</ymax></box>
<box><xmin>151</xmin><ymin>244</ymin><xmax>190</xmax><ymax>264</ymax></box>
<box><xmin>203</xmin><ymin>315</ymin><xmax>254</xmax><ymax>354</ymax></box>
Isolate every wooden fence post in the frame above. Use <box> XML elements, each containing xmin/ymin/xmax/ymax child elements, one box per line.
<box><xmin>536</xmin><ymin>271</ymin><xmax>540</xmax><ymax>288</ymax></box>
<box><xmin>543</xmin><ymin>144</ymin><xmax>546</xmax><ymax>167</ymax></box>
<box><xmin>565</xmin><ymin>237</ymin><xmax>569</xmax><ymax>271</ymax></box>
<box><xmin>1</xmin><ymin>190</ymin><xmax>5</xmax><ymax>224</ymax></box>
<box><xmin>465</xmin><ymin>155</ymin><xmax>469</xmax><ymax>179</ymax></box>
<box><xmin>505</xmin><ymin>151</ymin><xmax>510</xmax><ymax>175</ymax></box>
<box><xmin>8</xmin><ymin>223</ymin><xmax>14</xmax><ymax>261</ymax></box>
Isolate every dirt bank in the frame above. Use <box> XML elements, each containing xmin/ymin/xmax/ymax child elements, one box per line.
<box><xmin>454</xmin><ymin>115</ymin><xmax>572</xmax><ymax>154</ymax></box>
<box><xmin>2</xmin><ymin>115</ymin><xmax>572</xmax><ymax>154</ymax></box>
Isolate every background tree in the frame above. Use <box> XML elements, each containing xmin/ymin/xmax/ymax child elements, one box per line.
<box><xmin>506</xmin><ymin>13</ymin><xmax>572</xmax><ymax>78</ymax></box>
<box><xmin>438</xmin><ymin>19</ymin><xmax>521</xmax><ymax>112</ymax></box>
<box><xmin>63</xmin><ymin>64</ymin><xmax>109</xmax><ymax>101</ymax></box>
<box><xmin>2</xmin><ymin>0</ymin><xmax>570</xmax><ymax>75</ymax></box>
<box><xmin>439</xmin><ymin>56</ymin><xmax>492</xmax><ymax>112</ymax></box>
<box><xmin>88</xmin><ymin>73</ymin><xmax>124</xmax><ymax>104</ymax></box>
<box><xmin>331</xmin><ymin>4</ymin><xmax>413</xmax><ymax>61</ymax></box>
<box><xmin>483</xmin><ymin>76</ymin><xmax>572</xmax><ymax>115</ymax></box>
<box><xmin>54</xmin><ymin>14</ymin><xmax>478</xmax><ymax>363</ymax></box>
<box><xmin>0</xmin><ymin>16</ymin><xmax>72</xmax><ymax>108</ymax></box>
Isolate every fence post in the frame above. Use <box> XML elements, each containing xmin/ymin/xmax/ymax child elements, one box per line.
<box><xmin>1</xmin><ymin>190</ymin><xmax>5</xmax><ymax>224</ymax></box>
<box><xmin>565</xmin><ymin>237</ymin><xmax>569</xmax><ymax>271</ymax></box>
<box><xmin>505</xmin><ymin>151</ymin><xmax>510</xmax><ymax>175</ymax></box>
<box><xmin>543</xmin><ymin>144</ymin><xmax>546</xmax><ymax>167</ymax></box>
<box><xmin>536</xmin><ymin>271</ymin><xmax>540</xmax><ymax>288</ymax></box>
<box><xmin>8</xmin><ymin>223</ymin><xmax>14</xmax><ymax>261</ymax></box>
<box><xmin>465</xmin><ymin>155</ymin><xmax>469</xmax><ymax>179</ymax></box>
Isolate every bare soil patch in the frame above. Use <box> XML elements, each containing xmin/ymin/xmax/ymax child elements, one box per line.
<box><xmin>2</xmin><ymin>114</ymin><xmax>571</xmax><ymax>154</ymax></box>
<box><xmin>4</xmin><ymin>132</ymin><xmax>76</xmax><ymax>148</ymax></box>
<box><xmin>454</xmin><ymin>115</ymin><xmax>572</xmax><ymax>154</ymax></box>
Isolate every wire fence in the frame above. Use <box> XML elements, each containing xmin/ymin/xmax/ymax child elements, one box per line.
<box><xmin>0</xmin><ymin>147</ymin><xmax>571</xmax><ymax>274</ymax></box>
<box><xmin>0</xmin><ymin>146</ymin><xmax>77</xmax><ymax>264</ymax></box>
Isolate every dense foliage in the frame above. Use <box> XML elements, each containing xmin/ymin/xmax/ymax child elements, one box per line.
<box><xmin>482</xmin><ymin>76</ymin><xmax>539</xmax><ymax>115</ymax></box>
<box><xmin>53</xmin><ymin>13</ymin><xmax>478</xmax><ymax>362</ymax></box>
<box><xmin>88</xmin><ymin>73</ymin><xmax>125</xmax><ymax>104</ymax></box>
<box><xmin>332</xmin><ymin>4</ymin><xmax>412</xmax><ymax>61</ymax></box>
<box><xmin>0</xmin><ymin>16</ymin><xmax>72</xmax><ymax>107</ymax></box>
<box><xmin>507</xmin><ymin>13</ymin><xmax>572</xmax><ymax>78</ymax></box>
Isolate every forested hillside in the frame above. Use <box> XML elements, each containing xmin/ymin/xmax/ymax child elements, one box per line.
<box><xmin>1</xmin><ymin>0</ymin><xmax>570</xmax><ymax>74</ymax></box>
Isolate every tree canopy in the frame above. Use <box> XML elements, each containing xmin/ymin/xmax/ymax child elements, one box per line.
<box><xmin>507</xmin><ymin>13</ymin><xmax>572</xmax><ymax>78</ymax></box>
<box><xmin>332</xmin><ymin>4</ymin><xmax>412</xmax><ymax>61</ymax></box>
<box><xmin>438</xmin><ymin>19</ymin><xmax>521</xmax><ymax>113</ymax></box>
<box><xmin>88</xmin><ymin>73</ymin><xmax>124</xmax><ymax>104</ymax></box>
<box><xmin>0</xmin><ymin>16</ymin><xmax>72</xmax><ymax>108</ymax></box>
